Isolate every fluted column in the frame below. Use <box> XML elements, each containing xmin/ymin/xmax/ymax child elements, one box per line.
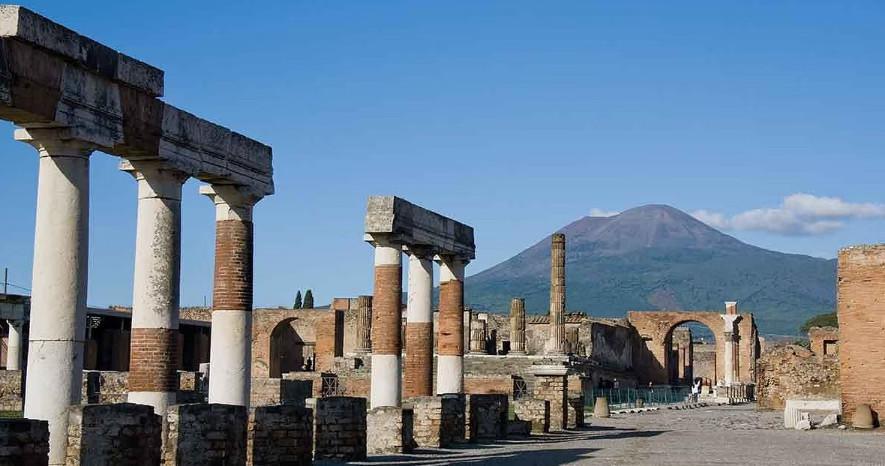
<box><xmin>6</xmin><ymin>320</ymin><xmax>22</xmax><ymax>371</ymax></box>
<box><xmin>404</xmin><ymin>250</ymin><xmax>433</xmax><ymax>397</ymax></box>
<box><xmin>437</xmin><ymin>256</ymin><xmax>466</xmax><ymax>394</ymax></box>
<box><xmin>201</xmin><ymin>185</ymin><xmax>260</xmax><ymax>406</ymax></box>
<box><xmin>369</xmin><ymin>237</ymin><xmax>403</xmax><ymax>407</ymax></box>
<box><xmin>548</xmin><ymin>233</ymin><xmax>566</xmax><ymax>355</ymax></box>
<box><xmin>509</xmin><ymin>298</ymin><xmax>526</xmax><ymax>355</ymax></box>
<box><xmin>124</xmin><ymin>162</ymin><xmax>187</xmax><ymax>415</ymax></box>
<box><xmin>354</xmin><ymin>295</ymin><xmax>373</xmax><ymax>354</ymax></box>
<box><xmin>16</xmin><ymin>128</ymin><xmax>94</xmax><ymax>465</ymax></box>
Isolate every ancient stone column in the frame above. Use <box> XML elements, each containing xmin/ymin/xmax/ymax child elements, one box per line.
<box><xmin>355</xmin><ymin>295</ymin><xmax>373</xmax><ymax>354</ymax></box>
<box><xmin>6</xmin><ymin>320</ymin><xmax>22</xmax><ymax>371</ymax></box>
<box><xmin>201</xmin><ymin>185</ymin><xmax>259</xmax><ymax>407</ymax></box>
<box><xmin>509</xmin><ymin>298</ymin><xmax>526</xmax><ymax>355</ymax></box>
<box><xmin>437</xmin><ymin>257</ymin><xmax>466</xmax><ymax>394</ymax></box>
<box><xmin>548</xmin><ymin>233</ymin><xmax>566</xmax><ymax>355</ymax></box>
<box><xmin>469</xmin><ymin>322</ymin><xmax>486</xmax><ymax>354</ymax></box>
<box><xmin>124</xmin><ymin>162</ymin><xmax>187</xmax><ymax>415</ymax></box>
<box><xmin>404</xmin><ymin>250</ymin><xmax>434</xmax><ymax>398</ymax></box>
<box><xmin>721</xmin><ymin>312</ymin><xmax>741</xmax><ymax>386</ymax></box>
<box><xmin>369</xmin><ymin>237</ymin><xmax>403</xmax><ymax>408</ymax></box>
<box><xmin>17</xmin><ymin>128</ymin><xmax>94</xmax><ymax>465</ymax></box>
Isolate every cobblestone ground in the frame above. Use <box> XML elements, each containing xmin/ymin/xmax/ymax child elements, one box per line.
<box><xmin>348</xmin><ymin>404</ymin><xmax>885</xmax><ymax>465</ymax></box>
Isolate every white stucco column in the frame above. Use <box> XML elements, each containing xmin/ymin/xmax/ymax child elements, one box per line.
<box><xmin>123</xmin><ymin>162</ymin><xmax>187</xmax><ymax>415</ymax></box>
<box><xmin>436</xmin><ymin>257</ymin><xmax>466</xmax><ymax>395</ymax></box>
<box><xmin>201</xmin><ymin>185</ymin><xmax>260</xmax><ymax>407</ymax></box>
<box><xmin>6</xmin><ymin>320</ymin><xmax>22</xmax><ymax>371</ymax></box>
<box><xmin>369</xmin><ymin>238</ymin><xmax>403</xmax><ymax>408</ymax></box>
<box><xmin>16</xmin><ymin>128</ymin><xmax>94</xmax><ymax>465</ymax></box>
<box><xmin>404</xmin><ymin>250</ymin><xmax>433</xmax><ymax>397</ymax></box>
<box><xmin>721</xmin><ymin>313</ymin><xmax>741</xmax><ymax>386</ymax></box>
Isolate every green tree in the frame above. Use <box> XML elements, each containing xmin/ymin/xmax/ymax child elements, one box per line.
<box><xmin>303</xmin><ymin>289</ymin><xmax>314</xmax><ymax>309</ymax></box>
<box><xmin>799</xmin><ymin>311</ymin><xmax>838</xmax><ymax>334</ymax></box>
<box><xmin>293</xmin><ymin>290</ymin><xmax>302</xmax><ymax>309</ymax></box>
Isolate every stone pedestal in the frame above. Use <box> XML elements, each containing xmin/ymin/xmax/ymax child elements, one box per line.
<box><xmin>567</xmin><ymin>395</ymin><xmax>586</xmax><ymax>429</ymax></box>
<box><xmin>163</xmin><ymin>404</ymin><xmax>248</xmax><ymax>466</ymax></box>
<box><xmin>367</xmin><ymin>406</ymin><xmax>414</xmax><ymax>455</ymax></box>
<box><xmin>532</xmin><ymin>365</ymin><xmax>569</xmax><ymax>432</ymax></box>
<box><xmin>467</xmin><ymin>394</ymin><xmax>508</xmax><ymax>441</ymax></box>
<box><xmin>66</xmin><ymin>403</ymin><xmax>162</xmax><ymax>465</ymax></box>
<box><xmin>409</xmin><ymin>395</ymin><xmax>466</xmax><ymax>447</ymax></box>
<box><xmin>247</xmin><ymin>405</ymin><xmax>313</xmax><ymax>466</ymax></box>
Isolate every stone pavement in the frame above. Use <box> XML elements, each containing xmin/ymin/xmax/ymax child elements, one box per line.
<box><xmin>333</xmin><ymin>404</ymin><xmax>885</xmax><ymax>465</ymax></box>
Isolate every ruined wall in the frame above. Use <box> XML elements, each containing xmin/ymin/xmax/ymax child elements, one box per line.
<box><xmin>251</xmin><ymin>308</ymin><xmax>326</xmax><ymax>378</ymax></box>
<box><xmin>66</xmin><ymin>403</ymin><xmax>161</xmax><ymax>465</ymax></box>
<box><xmin>314</xmin><ymin>397</ymin><xmax>367</xmax><ymax>461</ymax></box>
<box><xmin>163</xmin><ymin>404</ymin><xmax>248</xmax><ymax>466</ymax></box>
<box><xmin>247</xmin><ymin>405</ymin><xmax>313</xmax><ymax>466</ymax></box>
<box><xmin>756</xmin><ymin>345</ymin><xmax>840</xmax><ymax>410</ymax></box>
<box><xmin>837</xmin><ymin>245</ymin><xmax>885</xmax><ymax>424</ymax></box>
<box><xmin>0</xmin><ymin>419</ymin><xmax>48</xmax><ymax>465</ymax></box>
<box><xmin>0</xmin><ymin>370</ymin><xmax>22</xmax><ymax>411</ymax></box>
<box><xmin>692</xmin><ymin>343</ymin><xmax>717</xmax><ymax>383</ymax></box>
<box><xmin>586</xmin><ymin>320</ymin><xmax>637</xmax><ymax>371</ymax></box>
<box><xmin>808</xmin><ymin>326</ymin><xmax>839</xmax><ymax>361</ymax></box>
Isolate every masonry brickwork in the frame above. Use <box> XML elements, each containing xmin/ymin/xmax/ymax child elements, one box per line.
<box><xmin>247</xmin><ymin>405</ymin><xmax>313</xmax><ymax>466</ymax></box>
<box><xmin>408</xmin><ymin>395</ymin><xmax>466</xmax><ymax>448</ymax></box>
<box><xmin>65</xmin><ymin>403</ymin><xmax>161</xmax><ymax>465</ymax></box>
<box><xmin>128</xmin><ymin>328</ymin><xmax>178</xmax><ymax>392</ymax></box>
<box><xmin>163</xmin><ymin>404</ymin><xmax>248</xmax><ymax>466</ymax></box>
<box><xmin>404</xmin><ymin>322</ymin><xmax>433</xmax><ymax>397</ymax></box>
<box><xmin>512</xmin><ymin>399</ymin><xmax>550</xmax><ymax>434</ymax></box>
<box><xmin>367</xmin><ymin>406</ymin><xmax>414</xmax><ymax>455</ymax></box>
<box><xmin>212</xmin><ymin>220</ymin><xmax>254</xmax><ymax>311</ymax></box>
<box><xmin>372</xmin><ymin>265</ymin><xmax>402</xmax><ymax>356</ymax></box>
<box><xmin>0</xmin><ymin>419</ymin><xmax>48</xmax><ymax>466</ymax></box>
<box><xmin>467</xmin><ymin>394</ymin><xmax>508</xmax><ymax>441</ymax></box>
<box><xmin>0</xmin><ymin>370</ymin><xmax>22</xmax><ymax>411</ymax></box>
<box><xmin>756</xmin><ymin>344</ymin><xmax>840</xmax><ymax>410</ymax></box>
<box><xmin>314</xmin><ymin>397</ymin><xmax>367</xmax><ymax>461</ymax></box>
<box><xmin>534</xmin><ymin>374</ymin><xmax>568</xmax><ymax>432</ymax></box>
<box><xmin>438</xmin><ymin>281</ymin><xmax>464</xmax><ymax>357</ymax></box>
<box><xmin>838</xmin><ymin>245</ymin><xmax>885</xmax><ymax>424</ymax></box>
<box><xmin>808</xmin><ymin>326</ymin><xmax>839</xmax><ymax>362</ymax></box>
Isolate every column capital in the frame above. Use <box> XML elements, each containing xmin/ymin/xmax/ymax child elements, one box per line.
<box><xmin>200</xmin><ymin>184</ymin><xmax>262</xmax><ymax>221</ymax></box>
<box><xmin>14</xmin><ymin>127</ymin><xmax>95</xmax><ymax>157</ymax></box>
<box><xmin>721</xmin><ymin>313</ymin><xmax>742</xmax><ymax>333</ymax></box>
<box><xmin>120</xmin><ymin>160</ymin><xmax>189</xmax><ymax>201</ymax></box>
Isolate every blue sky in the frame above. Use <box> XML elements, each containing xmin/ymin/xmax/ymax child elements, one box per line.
<box><xmin>1</xmin><ymin>1</ymin><xmax>883</xmax><ymax>308</ymax></box>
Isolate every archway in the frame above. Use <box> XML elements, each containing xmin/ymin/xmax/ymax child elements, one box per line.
<box><xmin>665</xmin><ymin>321</ymin><xmax>717</xmax><ymax>387</ymax></box>
<box><xmin>269</xmin><ymin>318</ymin><xmax>306</xmax><ymax>378</ymax></box>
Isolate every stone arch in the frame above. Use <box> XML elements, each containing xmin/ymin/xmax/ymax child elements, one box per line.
<box><xmin>662</xmin><ymin>319</ymin><xmax>719</xmax><ymax>386</ymax></box>
<box><xmin>269</xmin><ymin>318</ymin><xmax>306</xmax><ymax>378</ymax></box>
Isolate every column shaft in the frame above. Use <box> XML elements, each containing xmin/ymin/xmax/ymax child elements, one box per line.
<box><xmin>355</xmin><ymin>295</ymin><xmax>373</xmax><ymax>354</ymax></box>
<box><xmin>17</xmin><ymin>128</ymin><xmax>93</xmax><ymax>465</ymax></box>
<box><xmin>437</xmin><ymin>257</ymin><xmax>465</xmax><ymax>394</ymax></box>
<box><xmin>126</xmin><ymin>164</ymin><xmax>186</xmax><ymax>415</ymax></box>
<box><xmin>548</xmin><ymin>233</ymin><xmax>566</xmax><ymax>355</ymax></box>
<box><xmin>370</xmin><ymin>242</ymin><xmax>403</xmax><ymax>407</ymax></box>
<box><xmin>202</xmin><ymin>185</ymin><xmax>257</xmax><ymax>407</ymax></box>
<box><xmin>6</xmin><ymin>320</ymin><xmax>22</xmax><ymax>371</ymax></box>
<box><xmin>723</xmin><ymin>332</ymin><xmax>735</xmax><ymax>386</ymax></box>
<box><xmin>509</xmin><ymin>298</ymin><xmax>526</xmax><ymax>355</ymax></box>
<box><xmin>404</xmin><ymin>253</ymin><xmax>433</xmax><ymax>397</ymax></box>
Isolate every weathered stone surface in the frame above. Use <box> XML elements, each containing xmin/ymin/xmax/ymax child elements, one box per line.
<box><xmin>467</xmin><ymin>394</ymin><xmax>508</xmax><ymax>441</ymax></box>
<box><xmin>408</xmin><ymin>395</ymin><xmax>465</xmax><ymax>448</ymax></box>
<box><xmin>0</xmin><ymin>370</ymin><xmax>21</xmax><ymax>411</ymax></box>
<box><xmin>364</xmin><ymin>196</ymin><xmax>475</xmax><ymax>260</ymax></box>
<box><xmin>314</xmin><ymin>397</ymin><xmax>366</xmax><ymax>461</ymax></box>
<box><xmin>163</xmin><ymin>404</ymin><xmax>247</xmax><ymax>466</ymax></box>
<box><xmin>247</xmin><ymin>405</ymin><xmax>312</xmax><ymax>466</ymax></box>
<box><xmin>0</xmin><ymin>418</ymin><xmax>48</xmax><ymax>465</ymax></box>
<box><xmin>532</xmin><ymin>367</ymin><xmax>568</xmax><ymax>432</ymax></box>
<box><xmin>367</xmin><ymin>406</ymin><xmax>414</xmax><ymax>455</ymax></box>
<box><xmin>567</xmin><ymin>394</ymin><xmax>586</xmax><ymax>429</ymax></box>
<box><xmin>66</xmin><ymin>403</ymin><xmax>161</xmax><ymax>465</ymax></box>
<box><xmin>756</xmin><ymin>345</ymin><xmax>839</xmax><ymax>411</ymax></box>
<box><xmin>512</xmin><ymin>399</ymin><xmax>550</xmax><ymax>434</ymax></box>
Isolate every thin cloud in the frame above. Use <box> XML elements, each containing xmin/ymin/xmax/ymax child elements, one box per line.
<box><xmin>691</xmin><ymin>194</ymin><xmax>885</xmax><ymax>236</ymax></box>
<box><xmin>590</xmin><ymin>208</ymin><xmax>620</xmax><ymax>217</ymax></box>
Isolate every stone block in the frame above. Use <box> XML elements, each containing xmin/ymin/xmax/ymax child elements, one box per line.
<box><xmin>467</xmin><ymin>394</ymin><xmax>508</xmax><ymax>442</ymax></box>
<box><xmin>512</xmin><ymin>399</ymin><xmax>550</xmax><ymax>434</ymax></box>
<box><xmin>367</xmin><ymin>406</ymin><xmax>414</xmax><ymax>455</ymax></box>
<box><xmin>783</xmin><ymin>399</ymin><xmax>841</xmax><ymax>429</ymax></box>
<box><xmin>163</xmin><ymin>404</ymin><xmax>247</xmax><ymax>466</ymax></box>
<box><xmin>65</xmin><ymin>403</ymin><xmax>161</xmax><ymax>466</ymax></box>
<box><xmin>408</xmin><ymin>395</ymin><xmax>465</xmax><ymax>448</ymax></box>
<box><xmin>314</xmin><ymin>397</ymin><xmax>367</xmax><ymax>461</ymax></box>
<box><xmin>364</xmin><ymin>196</ymin><xmax>475</xmax><ymax>259</ymax></box>
<box><xmin>0</xmin><ymin>418</ymin><xmax>48</xmax><ymax>465</ymax></box>
<box><xmin>248</xmin><ymin>405</ymin><xmax>312</xmax><ymax>466</ymax></box>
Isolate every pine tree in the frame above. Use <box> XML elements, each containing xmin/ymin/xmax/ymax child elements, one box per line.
<box><xmin>303</xmin><ymin>289</ymin><xmax>314</xmax><ymax>309</ymax></box>
<box><xmin>293</xmin><ymin>290</ymin><xmax>302</xmax><ymax>309</ymax></box>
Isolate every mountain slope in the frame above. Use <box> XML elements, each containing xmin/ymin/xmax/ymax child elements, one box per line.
<box><xmin>465</xmin><ymin>205</ymin><xmax>836</xmax><ymax>336</ymax></box>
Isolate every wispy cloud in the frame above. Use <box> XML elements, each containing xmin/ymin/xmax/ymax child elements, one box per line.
<box><xmin>691</xmin><ymin>193</ymin><xmax>885</xmax><ymax>236</ymax></box>
<box><xmin>590</xmin><ymin>208</ymin><xmax>620</xmax><ymax>217</ymax></box>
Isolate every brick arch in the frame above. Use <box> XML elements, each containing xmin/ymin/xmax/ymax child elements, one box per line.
<box><xmin>269</xmin><ymin>318</ymin><xmax>306</xmax><ymax>378</ymax></box>
<box><xmin>628</xmin><ymin>311</ymin><xmax>732</xmax><ymax>385</ymax></box>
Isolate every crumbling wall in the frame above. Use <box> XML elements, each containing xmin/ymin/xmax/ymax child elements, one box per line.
<box><xmin>467</xmin><ymin>394</ymin><xmax>508</xmax><ymax>441</ymax></box>
<box><xmin>0</xmin><ymin>370</ymin><xmax>22</xmax><ymax>411</ymax></box>
<box><xmin>408</xmin><ymin>395</ymin><xmax>466</xmax><ymax>447</ymax></box>
<box><xmin>0</xmin><ymin>418</ymin><xmax>48</xmax><ymax>465</ymax></box>
<box><xmin>512</xmin><ymin>399</ymin><xmax>549</xmax><ymax>434</ymax></box>
<box><xmin>247</xmin><ymin>405</ymin><xmax>313</xmax><ymax>466</ymax></box>
<box><xmin>756</xmin><ymin>345</ymin><xmax>839</xmax><ymax>410</ymax></box>
<box><xmin>66</xmin><ymin>403</ymin><xmax>161</xmax><ymax>465</ymax></box>
<box><xmin>314</xmin><ymin>397</ymin><xmax>367</xmax><ymax>461</ymax></box>
<box><xmin>163</xmin><ymin>404</ymin><xmax>247</xmax><ymax>466</ymax></box>
<box><xmin>81</xmin><ymin>370</ymin><xmax>129</xmax><ymax>404</ymax></box>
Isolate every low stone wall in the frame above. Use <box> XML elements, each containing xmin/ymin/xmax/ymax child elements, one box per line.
<box><xmin>464</xmin><ymin>376</ymin><xmax>512</xmax><ymax>395</ymax></box>
<box><xmin>756</xmin><ymin>345</ymin><xmax>840</xmax><ymax>410</ymax></box>
<box><xmin>567</xmin><ymin>394</ymin><xmax>585</xmax><ymax>428</ymax></box>
<box><xmin>66</xmin><ymin>403</ymin><xmax>161</xmax><ymax>465</ymax></box>
<box><xmin>82</xmin><ymin>370</ymin><xmax>129</xmax><ymax>404</ymax></box>
<box><xmin>251</xmin><ymin>377</ymin><xmax>315</xmax><ymax>407</ymax></box>
<box><xmin>0</xmin><ymin>370</ymin><xmax>22</xmax><ymax>412</ymax></box>
<box><xmin>408</xmin><ymin>395</ymin><xmax>465</xmax><ymax>448</ymax></box>
<box><xmin>248</xmin><ymin>405</ymin><xmax>313</xmax><ymax>466</ymax></box>
<box><xmin>512</xmin><ymin>399</ymin><xmax>550</xmax><ymax>434</ymax></box>
<box><xmin>163</xmin><ymin>404</ymin><xmax>248</xmax><ymax>466</ymax></box>
<box><xmin>367</xmin><ymin>406</ymin><xmax>414</xmax><ymax>455</ymax></box>
<box><xmin>314</xmin><ymin>397</ymin><xmax>367</xmax><ymax>461</ymax></box>
<box><xmin>0</xmin><ymin>418</ymin><xmax>48</xmax><ymax>465</ymax></box>
<box><xmin>467</xmin><ymin>394</ymin><xmax>508</xmax><ymax>441</ymax></box>
<box><xmin>177</xmin><ymin>371</ymin><xmax>204</xmax><ymax>404</ymax></box>
<box><xmin>534</xmin><ymin>374</ymin><xmax>568</xmax><ymax>432</ymax></box>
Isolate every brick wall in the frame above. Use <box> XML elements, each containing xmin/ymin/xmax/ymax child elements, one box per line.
<box><xmin>314</xmin><ymin>311</ymin><xmax>338</xmax><ymax>373</ymax></box>
<box><xmin>756</xmin><ymin>345</ymin><xmax>840</xmax><ymax>410</ymax></box>
<box><xmin>838</xmin><ymin>245</ymin><xmax>885</xmax><ymax>424</ymax></box>
<box><xmin>247</xmin><ymin>405</ymin><xmax>313</xmax><ymax>466</ymax></box>
<box><xmin>512</xmin><ymin>399</ymin><xmax>549</xmax><ymax>434</ymax></box>
<box><xmin>0</xmin><ymin>419</ymin><xmax>48</xmax><ymax>465</ymax></box>
<box><xmin>464</xmin><ymin>375</ymin><xmax>512</xmax><ymax>395</ymax></box>
<box><xmin>534</xmin><ymin>374</ymin><xmax>568</xmax><ymax>432</ymax></box>
<box><xmin>567</xmin><ymin>395</ymin><xmax>585</xmax><ymax>429</ymax></box>
<box><xmin>808</xmin><ymin>326</ymin><xmax>839</xmax><ymax>361</ymax></box>
<box><xmin>66</xmin><ymin>403</ymin><xmax>161</xmax><ymax>465</ymax></box>
<box><xmin>251</xmin><ymin>376</ymin><xmax>316</xmax><ymax>407</ymax></box>
<box><xmin>129</xmin><ymin>328</ymin><xmax>178</xmax><ymax>393</ymax></box>
<box><xmin>213</xmin><ymin>219</ymin><xmax>253</xmax><ymax>311</ymax></box>
<box><xmin>163</xmin><ymin>404</ymin><xmax>247</xmax><ymax>466</ymax></box>
<box><xmin>314</xmin><ymin>397</ymin><xmax>367</xmax><ymax>461</ymax></box>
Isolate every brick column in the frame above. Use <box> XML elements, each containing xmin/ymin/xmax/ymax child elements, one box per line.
<box><xmin>123</xmin><ymin>162</ymin><xmax>187</xmax><ymax>415</ymax></box>
<box><xmin>16</xmin><ymin>128</ymin><xmax>94</xmax><ymax>465</ymax></box>
<box><xmin>509</xmin><ymin>298</ymin><xmax>526</xmax><ymax>355</ymax></box>
<box><xmin>201</xmin><ymin>185</ymin><xmax>260</xmax><ymax>406</ymax></box>
<box><xmin>548</xmin><ymin>233</ymin><xmax>566</xmax><ymax>355</ymax></box>
<box><xmin>354</xmin><ymin>295</ymin><xmax>372</xmax><ymax>354</ymax></box>
<box><xmin>369</xmin><ymin>237</ymin><xmax>403</xmax><ymax>408</ymax></box>
<box><xmin>437</xmin><ymin>256</ymin><xmax>466</xmax><ymax>394</ymax></box>
<box><xmin>6</xmin><ymin>320</ymin><xmax>22</xmax><ymax>371</ymax></box>
<box><xmin>404</xmin><ymin>250</ymin><xmax>433</xmax><ymax>398</ymax></box>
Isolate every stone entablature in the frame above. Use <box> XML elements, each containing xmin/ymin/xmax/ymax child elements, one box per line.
<box><xmin>364</xmin><ymin>196</ymin><xmax>475</xmax><ymax>260</ymax></box>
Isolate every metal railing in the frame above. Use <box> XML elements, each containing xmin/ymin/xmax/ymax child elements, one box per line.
<box><xmin>584</xmin><ymin>385</ymin><xmax>694</xmax><ymax>409</ymax></box>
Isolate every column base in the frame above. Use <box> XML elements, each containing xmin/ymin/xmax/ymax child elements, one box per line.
<box><xmin>436</xmin><ymin>355</ymin><xmax>463</xmax><ymax>395</ymax></box>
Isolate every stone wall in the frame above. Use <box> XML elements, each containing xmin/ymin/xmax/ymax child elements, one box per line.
<box><xmin>366</xmin><ymin>407</ymin><xmax>414</xmax><ymax>455</ymax></box>
<box><xmin>314</xmin><ymin>397</ymin><xmax>367</xmax><ymax>461</ymax></box>
<box><xmin>0</xmin><ymin>370</ymin><xmax>22</xmax><ymax>411</ymax></box>
<box><xmin>692</xmin><ymin>343</ymin><xmax>717</xmax><ymax>383</ymax></box>
<box><xmin>82</xmin><ymin>370</ymin><xmax>129</xmax><ymax>404</ymax></box>
<box><xmin>66</xmin><ymin>403</ymin><xmax>161</xmax><ymax>465</ymax></box>
<box><xmin>163</xmin><ymin>404</ymin><xmax>247</xmax><ymax>466</ymax></box>
<box><xmin>808</xmin><ymin>326</ymin><xmax>839</xmax><ymax>361</ymax></box>
<box><xmin>534</xmin><ymin>374</ymin><xmax>568</xmax><ymax>432</ymax></box>
<box><xmin>464</xmin><ymin>375</ymin><xmax>512</xmax><ymax>395</ymax></box>
<box><xmin>567</xmin><ymin>394</ymin><xmax>585</xmax><ymax>429</ymax></box>
<box><xmin>247</xmin><ymin>405</ymin><xmax>313</xmax><ymax>466</ymax></box>
<box><xmin>408</xmin><ymin>395</ymin><xmax>465</xmax><ymax>448</ymax></box>
<box><xmin>512</xmin><ymin>399</ymin><xmax>549</xmax><ymax>434</ymax></box>
<box><xmin>0</xmin><ymin>418</ymin><xmax>48</xmax><ymax>465</ymax></box>
<box><xmin>251</xmin><ymin>376</ymin><xmax>316</xmax><ymax>407</ymax></box>
<box><xmin>837</xmin><ymin>245</ymin><xmax>885</xmax><ymax>424</ymax></box>
<box><xmin>467</xmin><ymin>394</ymin><xmax>508</xmax><ymax>441</ymax></box>
<box><xmin>756</xmin><ymin>345</ymin><xmax>840</xmax><ymax>410</ymax></box>
<box><xmin>251</xmin><ymin>308</ymin><xmax>328</xmax><ymax>378</ymax></box>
